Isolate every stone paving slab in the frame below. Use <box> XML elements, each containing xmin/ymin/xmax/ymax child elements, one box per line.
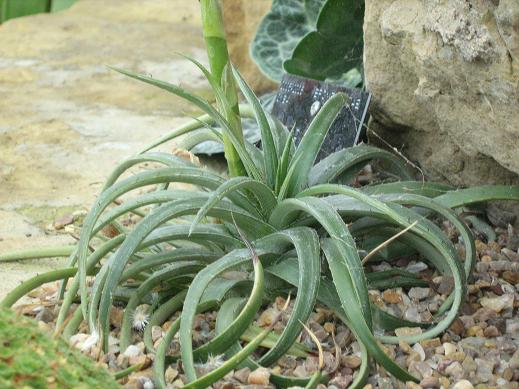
<box><xmin>0</xmin><ymin>0</ymin><xmax>209</xmax><ymax>298</ymax></box>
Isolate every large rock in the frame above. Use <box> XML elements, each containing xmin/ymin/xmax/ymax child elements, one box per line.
<box><xmin>222</xmin><ymin>0</ymin><xmax>276</xmax><ymax>93</ymax></box>
<box><xmin>364</xmin><ymin>0</ymin><xmax>519</xmax><ymax>186</ymax></box>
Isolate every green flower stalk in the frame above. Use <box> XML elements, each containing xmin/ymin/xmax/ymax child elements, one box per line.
<box><xmin>200</xmin><ymin>0</ymin><xmax>246</xmax><ymax>177</ymax></box>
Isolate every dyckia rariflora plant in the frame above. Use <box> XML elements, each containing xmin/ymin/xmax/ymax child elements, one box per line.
<box><xmin>2</xmin><ymin>1</ymin><xmax>519</xmax><ymax>388</ymax></box>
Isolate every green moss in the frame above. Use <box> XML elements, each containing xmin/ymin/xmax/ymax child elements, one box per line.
<box><xmin>0</xmin><ymin>308</ymin><xmax>119</xmax><ymax>389</ymax></box>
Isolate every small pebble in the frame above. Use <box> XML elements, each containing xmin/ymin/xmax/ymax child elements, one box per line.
<box><xmin>278</xmin><ymin>355</ymin><xmax>297</xmax><ymax>369</ymax></box>
<box><xmin>383</xmin><ymin>289</ymin><xmax>403</xmax><ymax>304</ymax></box>
<box><xmin>445</xmin><ymin>361</ymin><xmax>464</xmax><ymax>379</ymax></box>
<box><xmin>483</xmin><ymin>325</ymin><xmax>499</xmax><ymax>337</ymax></box>
<box><xmin>475</xmin><ymin>358</ymin><xmax>495</xmax><ymax>383</ymax></box>
<box><xmin>247</xmin><ymin>367</ymin><xmax>270</xmax><ymax>385</ymax></box>
<box><xmin>165</xmin><ymin>367</ymin><xmax>178</xmax><ymax>383</ymax></box>
<box><xmin>480</xmin><ymin>294</ymin><xmax>514</xmax><ymax>312</ymax></box>
<box><xmin>466</xmin><ymin>326</ymin><xmax>483</xmax><ymax>337</ymax></box>
<box><xmin>258</xmin><ymin>308</ymin><xmax>278</xmax><ymax>327</ymax></box>
<box><xmin>406</xmin><ymin>261</ymin><xmax>428</xmax><ymax>273</ymax></box>
<box><xmin>420</xmin><ymin>376</ymin><xmax>440</xmax><ymax>388</ymax></box>
<box><xmin>421</xmin><ymin>338</ymin><xmax>441</xmax><ymax>349</ymax></box>
<box><xmin>123</xmin><ymin>345</ymin><xmax>142</xmax><ymax>358</ymax></box>
<box><xmin>324</xmin><ymin>322</ymin><xmax>335</xmax><ymax>333</ymax></box>
<box><xmin>328</xmin><ymin>375</ymin><xmax>353</xmax><ymax>389</ymax></box>
<box><xmin>35</xmin><ymin>307</ymin><xmax>54</xmax><ymax>323</ymax></box>
<box><xmin>462</xmin><ymin>355</ymin><xmax>477</xmax><ymax>373</ymax></box>
<box><xmin>53</xmin><ymin>214</ymin><xmax>74</xmax><ymax>230</ymax></box>
<box><xmin>341</xmin><ymin>355</ymin><xmax>361</xmax><ymax>369</ymax></box>
<box><xmin>453</xmin><ymin>380</ymin><xmax>474</xmax><ymax>389</ymax></box>
<box><xmin>506</xmin><ymin>318</ymin><xmax>519</xmax><ymax>336</ymax></box>
<box><xmin>443</xmin><ymin>342</ymin><xmax>457</xmax><ymax>356</ymax></box>
<box><xmin>377</xmin><ymin>377</ymin><xmax>393</xmax><ymax>389</ymax></box>
<box><xmin>151</xmin><ymin>326</ymin><xmax>163</xmax><ymax>342</ymax></box>
<box><xmin>292</xmin><ymin>365</ymin><xmax>307</xmax><ymax>378</ymax></box>
<box><xmin>449</xmin><ymin>319</ymin><xmax>465</xmax><ymax>335</ymax></box>
<box><xmin>395</xmin><ymin>327</ymin><xmax>423</xmax><ymax>337</ymax></box>
<box><xmin>233</xmin><ymin>368</ymin><xmax>250</xmax><ymax>383</ymax></box>
<box><xmin>509</xmin><ymin>350</ymin><xmax>519</xmax><ymax>369</ymax></box>
<box><xmin>437</xmin><ymin>276</ymin><xmax>455</xmax><ymax>294</ymax></box>
<box><xmin>408</xmin><ymin>287</ymin><xmax>430</xmax><ymax>300</ymax></box>
<box><xmin>412</xmin><ymin>343</ymin><xmax>426</xmax><ymax>361</ymax></box>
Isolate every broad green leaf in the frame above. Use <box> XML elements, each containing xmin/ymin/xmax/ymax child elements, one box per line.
<box><xmin>95</xmin><ymin>197</ymin><xmax>275</xmax><ymax>349</ymax></box>
<box><xmin>435</xmin><ymin>185</ymin><xmax>519</xmax><ymax>209</ymax></box>
<box><xmin>102</xmin><ymin>152</ymin><xmax>196</xmax><ymax>190</ymax></box>
<box><xmin>1</xmin><ymin>268</ymin><xmax>77</xmax><ymax>309</ymax></box>
<box><xmin>250</xmin><ymin>0</ymin><xmax>326</xmax><ymax>81</ymax></box>
<box><xmin>284</xmin><ymin>0</ymin><xmax>364</xmax><ymax>82</ymax></box>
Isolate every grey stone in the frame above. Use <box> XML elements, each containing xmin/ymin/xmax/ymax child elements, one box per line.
<box><xmin>445</xmin><ymin>361</ymin><xmax>464</xmax><ymax>379</ymax></box>
<box><xmin>420</xmin><ymin>376</ymin><xmax>440</xmax><ymax>388</ymax></box>
<box><xmin>480</xmin><ymin>294</ymin><xmax>515</xmax><ymax>312</ymax></box>
<box><xmin>408</xmin><ymin>287</ymin><xmax>430</xmax><ymax>300</ymax></box>
<box><xmin>35</xmin><ymin>307</ymin><xmax>54</xmax><ymax>323</ymax></box>
<box><xmin>475</xmin><ymin>358</ymin><xmax>495</xmax><ymax>383</ymax></box>
<box><xmin>377</xmin><ymin>377</ymin><xmax>394</xmax><ymax>389</ymax></box>
<box><xmin>506</xmin><ymin>318</ymin><xmax>519</xmax><ymax>338</ymax></box>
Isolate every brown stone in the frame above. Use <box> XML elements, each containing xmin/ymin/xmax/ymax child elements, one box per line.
<box><xmin>234</xmin><ymin>367</ymin><xmax>251</xmax><ymax>384</ymax></box>
<box><xmin>449</xmin><ymin>318</ymin><xmax>465</xmax><ymax>335</ymax></box>
<box><xmin>483</xmin><ymin>325</ymin><xmax>500</xmax><ymax>337</ymax></box>
<box><xmin>341</xmin><ymin>355</ymin><xmax>362</xmax><ymax>369</ymax></box>
<box><xmin>503</xmin><ymin>271</ymin><xmax>519</xmax><ymax>284</ymax></box>
<box><xmin>420</xmin><ymin>376</ymin><xmax>440</xmax><ymax>388</ymax></box>
<box><xmin>222</xmin><ymin>0</ymin><xmax>277</xmax><ymax>94</ymax></box>
<box><xmin>383</xmin><ymin>289</ymin><xmax>403</xmax><ymax>304</ymax></box>
<box><xmin>466</xmin><ymin>326</ymin><xmax>484</xmax><ymax>337</ymax></box>
<box><xmin>364</xmin><ymin>0</ymin><xmax>519</xmax><ymax>189</ymax></box>
<box><xmin>247</xmin><ymin>367</ymin><xmax>271</xmax><ymax>385</ymax></box>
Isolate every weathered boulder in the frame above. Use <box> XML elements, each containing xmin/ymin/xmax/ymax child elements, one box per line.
<box><xmin>364</xmin><ymin>0</ymin><xmax>519</xmax><ymax>186</ymax></box>
<box><xmin>222</xmin><ymin>0</ymin><xmax>276</xmax><ymax>93</ymax></box>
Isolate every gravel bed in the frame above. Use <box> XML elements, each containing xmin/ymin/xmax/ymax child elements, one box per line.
<box><xmin>11</xmin><ymin>220</ymin><xmax>519</xmax><ymax>389</ymax></box>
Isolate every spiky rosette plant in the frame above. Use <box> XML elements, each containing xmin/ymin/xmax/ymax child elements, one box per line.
<box><xmin>2</xmin><ymin>1</ymin><xmax>519</xmax><ymax>388</ymax></box>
